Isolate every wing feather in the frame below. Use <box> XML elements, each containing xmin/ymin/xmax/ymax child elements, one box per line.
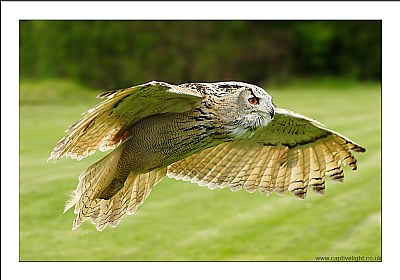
<box><xmin>244</xmin><ymin>147</ymin><xmax>272</xmax><ymax>192</ymax></box>
<box><xmin>312</xmin><ymin>144</ymin><xmax>327</xmax><ymax>194</ymax></box>
<box><xmin>288</xmin><ymin>149</ymin><xmax>307</xmax><ymax>199</ymax></box>
<box><xmin>190</xmin><ymin>144</ymin><xmax>233</xmax><ymax>187</ymax></box>
<box><xmin>262</xmin><ymin>147</ymin><xmax>287</xmax><ymax>195</ymax></box>
<box><xmin>218</xmin><ymin>145</ymin><xmax>250</xmax><ymax>188</ymax></box>
<box><xmin>282</xmin><ymin>149</ymin><xmax>296</xmax><ymax>195</ymax></box>
<box><xmin>208</xmin><ymin>144</ymin><xmax>243</xmax><ymax>187</ymax></box>
<box><xmin>230</xmin><ymin>148</ymin><xmax>260</xmax><ymax>192</ymax></box>
<box><xmin>274</xmin><ymin>150</ymin><xmax>289</xmax><ymax>195</ymax></box>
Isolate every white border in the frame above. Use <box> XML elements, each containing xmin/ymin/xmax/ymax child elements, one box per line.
<box><xmin>3</xmin><ymin>1</ymin><xmax>399</xmax><ymax>280</ymax></box>
<box><xmin>5</xmin><ymin>1</ymin><xmax>394</xmax><ymax>20</ymax></box>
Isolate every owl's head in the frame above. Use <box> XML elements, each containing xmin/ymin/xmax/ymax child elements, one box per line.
<box><xmin>211</xmin><ymin>82</ymin><xmax>275</xmax><ymax>138</ymax></box>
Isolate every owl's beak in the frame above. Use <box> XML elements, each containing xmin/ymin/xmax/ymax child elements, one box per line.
<box><xmin>269</xmin><ymin>107</ymin><xmax>275</xmax><ymax>119</ymax></box>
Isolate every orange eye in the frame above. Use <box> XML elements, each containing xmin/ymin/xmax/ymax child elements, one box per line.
<box><xmin>248</xmin><ymin>97</ymin><xmax>259</xmax><ymax>105</ymax></box>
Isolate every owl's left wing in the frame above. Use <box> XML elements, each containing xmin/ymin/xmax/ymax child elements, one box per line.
<box><xmin>167</xmin><ymin>108</ymin><xmax>366</xmax><ymax>199</ymax></box>
<box><xmin>49</xmin><ymin>81</ymin><xmax>203</xmax><ymax>161</ymax></box>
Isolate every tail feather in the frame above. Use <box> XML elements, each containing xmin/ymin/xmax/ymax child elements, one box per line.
<box><xmin>72</xmin><ymin>151</ymin><xmax>121</xmax><ymax>228</ymax></box>
<box><xmin>93</xmin><ymin>169</ymin><xmax>166</xmax><ymax>231</ymax></box>
<box><xmin>65</xmin><ymin>146</ymin><xmax>167</xmax><ymax>231</ymax></box>
<box><xmin>126</xmin><ymin>171</ymin><xmax>163</xmax><ymax>214</ymax></box>
<box><xmin>63</xmin><ymin>191</ymin><xmax>77</xmax><ymax>214</ymax></box>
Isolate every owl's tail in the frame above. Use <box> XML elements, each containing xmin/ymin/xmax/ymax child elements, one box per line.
<box><xmin>64</xmin><ymin>144</ymin><xmax>166</xmax><ymax>231</ymax></box>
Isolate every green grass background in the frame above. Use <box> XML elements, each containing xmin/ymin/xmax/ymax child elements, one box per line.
<box><xmin>19</xmin><ymin>80</ymin><xmax>381</xmax><ymax>261</ymax></box>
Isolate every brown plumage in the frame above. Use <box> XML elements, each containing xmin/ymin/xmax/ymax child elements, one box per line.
<box><xmin>49</xmin><ymin>81</ymin><xmax>366</xmax><ymax>231</ymax></box>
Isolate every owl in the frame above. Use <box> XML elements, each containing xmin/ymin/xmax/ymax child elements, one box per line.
<box><xmin>49</xmin><ymin>81</ymin><xmax>366</xmax><ymax>231</ymax></box>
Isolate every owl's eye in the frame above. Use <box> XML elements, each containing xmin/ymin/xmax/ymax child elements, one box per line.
<box><xmin>248</xmin><ymin>96</ymin><xmax>259</xmax><ymax>105</ymax></box>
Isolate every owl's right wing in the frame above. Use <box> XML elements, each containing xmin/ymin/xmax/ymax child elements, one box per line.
<box><xmin>49</xmin><ymin>81</ymin><xmax>203</xmax><ymax>161</ymax></box>
<box><xmin>167</xmin><ymin>108</ymin><xmax>366</xmax><ymax>199</ymax></box>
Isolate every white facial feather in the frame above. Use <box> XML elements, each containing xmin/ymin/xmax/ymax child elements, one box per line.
<box><xmin>210</xmin><ymin>82</ymin><xmax>275</xmax><ymax>135</ymax></box>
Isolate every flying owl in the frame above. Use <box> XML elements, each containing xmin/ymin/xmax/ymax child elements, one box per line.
<box><xmin>49</xmin><ymin>81</ymin><xmax>366</xmax><ymax>231</ymax></box>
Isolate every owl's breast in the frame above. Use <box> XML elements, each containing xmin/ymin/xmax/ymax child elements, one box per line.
<box><xmin>121</xmin><ymin>110</ymin><xmax>232</xmax><ymax>173</ymax></box>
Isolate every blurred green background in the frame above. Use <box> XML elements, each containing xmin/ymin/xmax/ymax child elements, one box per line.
<box><xmin>19</xmin><ymin>20</ymin><xmax>381</xmax><ymax>261</ymax></box>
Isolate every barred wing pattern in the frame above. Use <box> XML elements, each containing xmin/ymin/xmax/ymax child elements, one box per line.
<box><xmin>167</xmin><ymin>108</ymin><xmax>366</xmax><ymax>199</ymax></box>
<box><xmin>48</xmin><ymin>81</ymin><xmax>203</xmax><ymax>161</ymax></box>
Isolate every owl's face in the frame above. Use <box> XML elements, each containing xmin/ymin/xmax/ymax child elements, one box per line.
<box><xmin>212</xmin><ymin>82</ymin><xmax>275</xmax><ymax>137</ymax></box>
